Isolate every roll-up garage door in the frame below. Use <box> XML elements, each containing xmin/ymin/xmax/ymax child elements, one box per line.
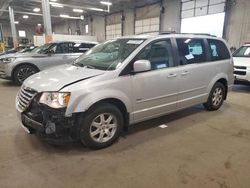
<box><xmin>135</xmin><ymin>4</ymin><xmax>160</xmax><ymax>35</ymax></box>
<box><xmin>181</xmin><ymin>0</ymin><xmax>226</xmax><ymax>18</ymax></box>
<box><xmin>181</xmin><ymin>0</ymin><xmax>226</xmax><ymax>37</ymax></box>
<box><xmin>105</xmin><ymin>12</ymin><xmax>122</xmax><ymax>40</ymax></box>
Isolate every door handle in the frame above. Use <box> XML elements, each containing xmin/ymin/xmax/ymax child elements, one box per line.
<box><xmin>167</xmin><ymin>73</ymin><xmax>177</xmax><ymax>78</ymax></box>
<box><xmin>181</xmin><ymin>71</ymin><xmax>189</xmax><ymax>76</ymax></box>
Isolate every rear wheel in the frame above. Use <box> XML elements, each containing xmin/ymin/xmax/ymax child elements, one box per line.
<box><xmin>13</xmin><ymin>65</ymin><xmax>38</xmax><ymax>85</ymax></box>
<box><xmin>203</xmin><ymin>82</ymin><xmax>226</xmax><ymax>111</ymax></box>
<box><xmin>78</xmin><ymin>103</ymin><xmax>123</xmax><ymax>149</ymax></box>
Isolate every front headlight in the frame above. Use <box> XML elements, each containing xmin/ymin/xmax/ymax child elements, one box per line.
<box><xmin>39</xmin><ymin>92</ymin><xmax>71</xmax><ymax>109</ymax></box>
<box><xmin>2</xmin><ymin>57</ymin><xmax>16</xmax><ymax>64</ymax></box>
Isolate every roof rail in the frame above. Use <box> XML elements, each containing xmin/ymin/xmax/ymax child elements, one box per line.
<box><xmin>159</xmin><ymin>31</ymin><xmax>216</xmax><ymax>37</ymax></box>
<box><xmin>182</xmin><ymin>33</ymin><xmax>216</xmax><ymax>37</ymax></box>
<box><xmin>136</xmin><ymin>31</ymin><xmax>217</xmax><ymax>37</ymax></box>
<box><xmin>159</xmin><ymin>31</ymin><xmax>177</xmax><ymax>35</ymax></box>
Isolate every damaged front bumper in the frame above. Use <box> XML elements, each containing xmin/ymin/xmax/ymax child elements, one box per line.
<box><xmin>19</xmin><ymin>100</ymin><xmax>79</xmax><ymax>144</ymax></box>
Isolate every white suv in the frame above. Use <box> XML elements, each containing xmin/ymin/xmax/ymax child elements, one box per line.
<box><xmin>16</xmin><ymin>34</ymin><xmax>234</xmax><ymax>149</ymax></box>
<box><xmin>233</xmin><ymin>44</ymin><xmax>250</xmax><ymax>84</ymax></box>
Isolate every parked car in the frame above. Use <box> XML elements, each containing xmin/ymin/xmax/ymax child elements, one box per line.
<box><xmin>16</xmin><ymin>34</ymin><xmax>234</xmax><ymax>149</ymax></box>
<box><xmin>233</xmin><ymin>43</ymin><xmax>250</xmax><ymax>84</ymax></box>
<box><xmin>0</xmin><ymin>41</ymin><xmax>97</xmax><ymax>84</ymax></box>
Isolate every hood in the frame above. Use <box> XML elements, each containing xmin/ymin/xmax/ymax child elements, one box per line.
<box><xmin>24</xmin><ymin>64</ymin><xmax>105</xmax><ymax>92</ymax></box>
<box><xmin>0</xmin><ymin>52</ymin><xmax>47</xmax><ymax>59</ymax></box>
<box><xmin>233</xmin><ymin>57</ymin><xmax>250</xmax><ymax>67</ymax></box>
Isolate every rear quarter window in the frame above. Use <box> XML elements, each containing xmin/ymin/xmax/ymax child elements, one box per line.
<box><xmin>73</xmin><ymin>43</ymin><xmax>96</xmax><ymax>53</ymax></box>
<box><xmin>207</xmin><ymin>39</ymin><xmax>230</xmax><ymax>61</ymax></box>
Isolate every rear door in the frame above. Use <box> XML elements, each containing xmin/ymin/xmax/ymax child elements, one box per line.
<box><xmin>175</xmin><ymin>38</ymin><xmax>212</xmax><ymax>108</ymax></box>
<box><xmin>34</xmin><ymin>43</ymin><xmax>64</xmax><ymax>70</ymax></box>
<box><xmin>131</xmin><ymin>39</ymin><xmax>181</xmax><ymax>122</ymax></box>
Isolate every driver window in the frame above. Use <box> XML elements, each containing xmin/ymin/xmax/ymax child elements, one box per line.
<box><xmin>51</xmin><ymin>43</ymin><xmax>70</xmax><ymax>54</ymax></box>
<box><xmin>134</xmin><ymin>39</ymin><xmax>174</xmax><ymax>70</ymax></box>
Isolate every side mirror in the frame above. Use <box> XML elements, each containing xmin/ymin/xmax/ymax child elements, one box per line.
<box><xmin>133</xmin><ymin>60</ymin><xmax>151</xmax><ymax>73</ymax></box>
<box><xmin>47</xmin><ymin>49</ymin><xmax>54</xmax><ymax>56</ymax></box>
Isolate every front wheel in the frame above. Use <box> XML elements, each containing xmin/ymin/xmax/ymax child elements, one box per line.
<box><xmin>13</xmin><ymin>65</ymin><xmax>38</xmax><ymax>85</ymax></box>
<box><xmin>78</xmin><ymin>103</ymin><xmax>123</xmax><ymax>149</ymax></box>
<box><xmin>203</xmin><ymin>82</ymin><xmax>226</xmax><ymax>111</ymax></box>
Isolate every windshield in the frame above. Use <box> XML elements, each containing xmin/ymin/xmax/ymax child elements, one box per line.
<box><xmin>31</xmin><ymin>43</ymin><xmax>55</xmax><ymax>54</ymax></box>
<box><xmin>6</xmin><ymin>48</ymin><xmax>17</xmax><ymax>53</ymax></box>
<box><xmin>233</xmin><ymin>46</ymin><xmax>250</xmax><ymax>57</ymax></box>
<box><xmin>19</xmin><ymin>46</ymin><xmax>37</xmax><ymax>53</ymax></box>
<box><xmin>19</xmin><ymin>48</ymin><xmax>27</xmax><ymax>53</ymax></box>
<box><xmin>73</xmin><ymin>38</ymin><xmax>145</xmax><ymax>70</ymax></box>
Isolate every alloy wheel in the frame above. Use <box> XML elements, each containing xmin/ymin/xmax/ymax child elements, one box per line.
<box><xmin>212</xmin><ymin>87</ymin><xmax>223</xmax><ymax>106</ymax></box>
<box><xmin>17</xmin><ymin>67</ymin><xmax>36</xmax><ymax>83</ymax></box>
<box><xmin>89</xmin><ymin>113</ymin><xmax>118</xmax><ymax>143</ymax></box>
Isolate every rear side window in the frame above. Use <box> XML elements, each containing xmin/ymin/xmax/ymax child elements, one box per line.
<box><xmin>207</xmin><ymin>39</ymin><xmax>230</xmax><ymax>61</ymax></box>
<box><xmin>73</xmin><ymin>43</ymin><xmax>96</xmax><ymax>53</ymax></box>
<box><xmin>176</xmin><ymin>38</ymin><xmax>207</xmax><ymax>64</ymax></box>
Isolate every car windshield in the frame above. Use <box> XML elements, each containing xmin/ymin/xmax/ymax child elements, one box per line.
<box><xmin>6</xmin><ymin>48</ymin><xmax>17</xmax><ymax>53</ymax></box>
<box><xmin>233</xmin><ymin>46</ymin><xmax>250</xmax><ymax>57</ymax></box>
<box><xmin>73</xmin><ymin>38</ymin><xmax>145</xmax><ymax>70</ymax></box>
<box><xmin>31</xmin><ymin>43</ymin><xmax>55</xmax><ymax>54</ymax></box>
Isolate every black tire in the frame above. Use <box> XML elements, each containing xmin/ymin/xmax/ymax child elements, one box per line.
<box><xmin>13</xmin><ymin>64</ymin><xmax>38</xmax><ymax>85</ymax></box>
<box><xmin>203</xmin><ymin>82</ymin><xmax>226</xmax><ymax>111</ymax></box>
<box><xmin>78</xmin><ymin>103</ymin><xmax>124</xmax><ymax>149</ymax></box>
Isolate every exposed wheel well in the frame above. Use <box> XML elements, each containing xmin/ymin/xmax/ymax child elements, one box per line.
<box><xmin>217</xmin><ymin>78</ymin><xmax>228</xmax><ymax>100</ymax></box>
<box><xmin>89</xmin><ymin>98</ymin><xmax>129</xmax><ymax>130</ymax></box>
<box><xmin>11</xmin><ymin>63</ymin><xmax>40</xmax><ymax>80</ymax></box>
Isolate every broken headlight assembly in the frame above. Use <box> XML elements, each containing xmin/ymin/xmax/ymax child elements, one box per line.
<box><xmin>39</xmin><ymin>92</ymin><xmax>71</xmax><ymax>109</ymax></box>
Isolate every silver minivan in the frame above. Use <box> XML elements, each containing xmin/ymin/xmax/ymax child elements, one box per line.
<box><xmin>16</xmin><ymin>34</ymin><xmax>234</xmax><ymax>149</ymax></box>
<box><xmin>0</xmin><ymin>41</ymin><xmax>97</xmax><ymax>84</ymax></box>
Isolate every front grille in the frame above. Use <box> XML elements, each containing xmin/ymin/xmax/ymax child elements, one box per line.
<box><xmin>234</xmin><ymin>71</ymin><xmax>246</xmax><ymax>75</ymax></box>
<box><xmin>16</xmin><ymin>86</ymin><xmax>37</xmax><ymax>112</ymax></box>
<box><xmin>234</xmin><ymin>66</ymin><xmax>247</xmax><ymax>70</ymax></box>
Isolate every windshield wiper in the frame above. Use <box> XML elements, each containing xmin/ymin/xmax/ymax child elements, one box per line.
<box><xmin>72</xmin><ymin>63</ymin><xmax>95</xmax><ymax>69</ymax></box>
<box><xmin>85</xmin><ymin>65</ymin><xmax>96</xmax><ymax>69</ymax></box>
<box><xmin>72</xmin><ymin>62</ymin><xmax>81</xmax><ymax>67</ymax></box>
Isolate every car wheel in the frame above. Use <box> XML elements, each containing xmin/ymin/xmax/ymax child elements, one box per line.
<box><xmin>13</xmin><ymin>65</ymin><xmax>38</xmax><ymax>85</ymax></box>
<box><xmin>78</xmin><ymin>103</ymin><xmax>123</xmax><ymax>149</ymax></box>
<box><xmin>203</xmin><ymin>82</ymin><xmax>226</xmax><ymax>111</ymax></box>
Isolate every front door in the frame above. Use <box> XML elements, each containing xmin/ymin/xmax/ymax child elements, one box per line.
<box><xmin>131</xmin><ymin>39</ymin><xmax>180</xmax><ymax>122</ymax></box>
